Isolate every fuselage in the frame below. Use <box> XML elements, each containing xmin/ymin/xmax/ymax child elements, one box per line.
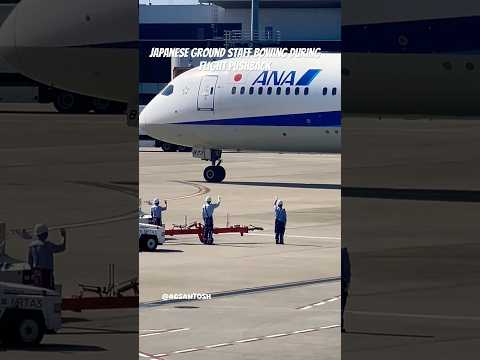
<box><xmin>140</xmin><ymin>54</ymin><xmax>341</xmax><ymax>153</ymax></box>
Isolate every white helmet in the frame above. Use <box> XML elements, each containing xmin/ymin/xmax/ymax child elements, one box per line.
<box><xmin>205</xmin><ymin>196</ymin><xmax>212</xmax><ymax>203</ymax></box>
<box><xmin>277</xmin><ymin>200</ymin><xmax>283</xmax><ymax>206</ymax></box>
<box><xmin>33</xmin><ymin>223</ymin><xmax>48</xmax><ymax>237</ymax></box>
<box><xmin>153</xmin><ymin>198</ymin><xmax>160</xmax><ymax>205</ymax></box>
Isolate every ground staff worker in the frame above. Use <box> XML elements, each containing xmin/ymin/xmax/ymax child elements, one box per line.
<box><xmin>24</xmin><ymin>224</ymin><xmax>67</xmax><ymax>290</ymax></box>
<box><xmin>151</xmin><ymin>198</ymin><xmax>167</xmax><ymax>226</ymax></box>
<box><xmin>341</xmin><ymin>247</ymin><xmax>351</xmax><ymax>333</ymax></box>
<box><xmin>274</xmin><ymin>197</ymin><xmax>287</xmax><ymax>244</ymax></box>
<box><xmin>202</xmin><ymin>195</ymin><xmax>221</xmax><ymax>244</ymax></box>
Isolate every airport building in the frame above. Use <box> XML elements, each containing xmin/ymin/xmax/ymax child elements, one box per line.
<box><xmin>139</xmin><ymin>0</ymin><xmax>341</xmax><ymax>105</ymax></box>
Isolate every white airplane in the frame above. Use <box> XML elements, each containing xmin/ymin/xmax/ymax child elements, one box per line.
<box><xmin>140</xmin><ymin>55</ymin><xmax>341</xmax><ymax>182</ymax></box>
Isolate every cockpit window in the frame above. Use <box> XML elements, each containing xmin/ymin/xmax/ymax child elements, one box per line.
<box><xmin>161</xmin><ymin>84</ymin><xmax>174</xmax><ymax>96</ymax></box>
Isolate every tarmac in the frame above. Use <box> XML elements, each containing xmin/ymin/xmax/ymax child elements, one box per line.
<box><xmin>139</xmin><ymin>149</ymin><xmax>341</xmax><ymax>359</ymax></box>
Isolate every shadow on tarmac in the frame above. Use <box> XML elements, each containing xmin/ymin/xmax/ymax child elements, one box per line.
<box><xmin>195</xmin><ymin>181</ymin><xmax>341</xmax><ymax>190</ymax></box>
<box><xmin>150</xmin><ymin>248</ymin><xmax>184</xmax><ymax>253</ymax></box>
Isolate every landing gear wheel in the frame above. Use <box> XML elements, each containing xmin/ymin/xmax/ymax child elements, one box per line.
<box><xmin>203</xmin><ymin>166</ymin><xmax>226</xmax><ymax>183</ymax></box>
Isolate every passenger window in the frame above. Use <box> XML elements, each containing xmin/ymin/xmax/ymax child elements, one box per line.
<box><xmin>249</xmin><ymin>87</ymin><xmax>254</xmax><ymax>95</ymax></box>
<box><xmin>304</xmin><ymin>87</ymin><xmax>309</xmax><ymax>95</ymax></box>
<box><xmin>323</xmin><ymin>87</ymin><xmax>327</xmax><ymax>96</ymax></box>
<box><xmin>332</xmin><ymin>87</ymin><xmax>337</xmax><ymax>96</ymax></box>
<box><xmin>267</xmin><ymin>87</ymin><xmax>273</xmax><ymax>95</ymax></box>
<box><xmin>232</xmin><ymin>87</ymin><xmax>237</xmax><ymax>95</ymax></box>
<box><xmin>258</xmin><ymin>87</ymin><xmax>263</xmax><ymax>95</ymax></box>
<box><xmin>161</xmin><ymin>84</ymin><xmax>174</xmax><ymax>96</ymax></box>
<box><xmin>276</xmin><ymin>87</ymin><xmax>281</xmax><ymax>95</ymax></box>
<box><xmin>240</xmin><ymin>87</ymin><xmax>246</xmax><ymax>95</ymax></box>
<box><xmin>295</xmin><ymin>87</ymin><xmax>300</xmax><ymax>95</ymax></box>
<box><xmin>285</xmin><ymin>87</ymin><xmax>291</xmax><ymax>95</ymax></box>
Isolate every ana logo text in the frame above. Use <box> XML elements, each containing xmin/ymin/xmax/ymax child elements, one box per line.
<box><xmin>252</xmin><ymin>69</ymin><xmax>321</xmax><ymax>86</ymax></box>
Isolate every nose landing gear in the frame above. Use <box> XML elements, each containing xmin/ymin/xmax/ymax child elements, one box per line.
<box><xmin>193</xmin><ymin>148</ymin><xmax>226</xmax><ymax>183</ymax></box>
<box><xmin>203</xmin><ymin>165</ymin><xmax>226</xmax><ymax>183</ymax></box>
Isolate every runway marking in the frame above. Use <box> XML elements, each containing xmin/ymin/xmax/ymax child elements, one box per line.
<box><xmin>246</xmin><ymin>233</ymin><xmax>341</xmax><ymax>240</ymax></box>
<box><xmin>173</xmin><ymin>348</ymin><xmax>200</xmax><ymax>354</ymax></box>
<box><xmin>235</xmin><ymin>337</ymin><xmax>260</xmax><ymax>343</ymax></box>
<box><xmin>140</xmin><ymin>328</ymin><xmax>190</xmax><ymax>337</ymax></box>
<box><xmin>204</xmin><ymin>343</ymin><xmax>232</xmax><ymax>348</ymax></box>
<box><xmin>320</xmin><ymin>325</ymin><xmax>340</xmax><ymax>329</ymax></box>
<box><xmin>292</xmin><ymin>328</ymin><xmax>317</xmax><ymax>334</ymax></box>
<box><xmin>298</xmin><ymin>295</ymin><xmax>340</xmax><ymax>310</ymax></box>
<box><xmin>265</xmin><ymin>333</ymin><xmax>288</xmax><ymax>338</ymax></box>
<box><xmin>146</xmin><ymin>324</ymin><xmax>340</xmax><ymax>358</ymax></box>
<box><xmin>139</xmin><ymin>351</ymin><xmax>165</xmax><ymax>360</ymax></box>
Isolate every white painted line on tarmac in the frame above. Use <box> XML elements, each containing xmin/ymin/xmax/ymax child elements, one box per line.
<box><xmin>139</xmin><ymin>328</ymin><xmax>190</xmax><ymax>337</ymax></box>
<box><xmin>299</xmin><ymin>295</ymin><xmax>340</xmax><ymax>310</ymax></box>
<box><xmin>320</xmin><ymin>325</ymin><xmax>340</xmax><ymax>329</ymax></box>
<box><xmin>173</xmin><ymin>348</ymin><xmax>200</xmax><ymax>354</ymax></box>
<box><xmin>292</xmin><ymin>328</ymin><xmax>317</xmax><ymax>334</ymax></box>
<box><xmin>204</xmin><ymin>343</ymin><xmax>232</xmax><ymax>348</ymax></box>
<box><xmin>265</xmin><ymin>333</ymin><xmax>288</xmax><ymax>338</ymax></box>
<box><xmin>145</xmin><ymin>324</ymin><xmax>339</xmax><ymax>357</ymax></box>
<box><xmin>141</xmin><ymin>332</ymin><xmax>166</xmax><ymax>338</ymax></box>
<box><xmin>235</xmin><ymin>337</ymin><xmax>261</xmax><ymax>343</ymax></box>
<box><xmin>167</xmin><ymin>327</ymin><xmax>190</xmax><ymax>333</ymax></box>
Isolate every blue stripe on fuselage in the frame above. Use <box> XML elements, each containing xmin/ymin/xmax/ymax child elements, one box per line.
<box><xmin>174</xmin><ymin>111</ymin><xmax>341</xmax><ymax>127</ymax></box>
<box><xmin>296</xmin><ymin>69</ymin><xmax>321</xmax><ymax>86</ymax></box>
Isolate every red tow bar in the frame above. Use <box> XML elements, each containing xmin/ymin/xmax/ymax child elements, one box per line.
<box><xmin>165</xmin><ymin>223</ymin><xmax>263</xmax><ymax>243</ymax></box>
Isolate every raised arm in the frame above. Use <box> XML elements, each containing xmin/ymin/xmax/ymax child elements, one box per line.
<box><xmin>161</xmin><ymin>200</ymin><xmax>168</xmax><ymax>211</ymax></box>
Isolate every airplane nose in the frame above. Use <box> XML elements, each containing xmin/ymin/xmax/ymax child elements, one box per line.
<box><xmin>139</xmin><ymin>104</ymin><xmax>153</xmax><ymax>135</ymax></box>
<box><xmin>139</xmin><ymin>110</ymin><xmax>147</xmax><ymax>133</ymax></box>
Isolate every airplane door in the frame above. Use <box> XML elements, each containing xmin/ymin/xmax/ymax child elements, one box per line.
<box><xmin>197</xmin><ymin>75</ymin><xmax>218</xmax><ymax>111</ymax></box>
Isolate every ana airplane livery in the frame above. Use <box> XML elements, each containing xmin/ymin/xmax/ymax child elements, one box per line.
<box><xmin>140</xmin><ymin>54</ymin><xmax>341</xmax><ymax>182</ymax></box>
